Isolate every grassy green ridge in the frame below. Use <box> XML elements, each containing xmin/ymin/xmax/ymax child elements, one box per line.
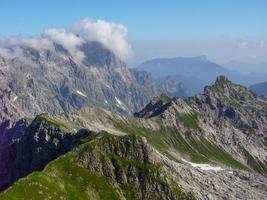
<box><xmin>0</xmin><ymin>152</ymin><xmax>121</xmax><ymax>200</ymax></box>
<box><xmin>0</xmin><ymin>133</ymin><xmax>195</xmax><ymax>200</ymax></box>
<box><xmin>243</xmin><ymin>149</ymin><xmax>267</xmax><ymax>174</ymax></box>
<box><xmin>112</xmin><ymin>119</ymin><xmax>247</xmax><ymax>170</ymax></box>
<box><xmin>178</xmin><ymin>113</ymin><xmax>200</xmax><ymax>130</ymax></box>
<box><xmin>160</xmin><ymin>93</ymin><xmax>172</xmax><ymax>103</ymax></box>
<box><xmin>33</xmin><ymin>110</ymin><xmax>249</xmax><ymax>171</ymax></box>
<box><xmin>35</xmin><ymin>113</ymin><xmax>72</xmax><ymax>132</ymax></box>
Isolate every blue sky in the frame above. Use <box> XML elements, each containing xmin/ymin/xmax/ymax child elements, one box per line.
<box><xmin>0</xmin><ymin>0</ymin><xmax>267</xmax><ymax>69</ymax></box>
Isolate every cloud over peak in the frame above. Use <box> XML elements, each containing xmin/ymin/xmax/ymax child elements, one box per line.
<box><xmin>0</xmin><ymin>18</ymin><xmax>132</xmax><ymax>61</ymax></box>
<box><xmin>44</xmin><ymin>28</ymin><xmax>85</xmax><ymax>61</ymax></box>
<box><xmin>70</xmin><ymin>18</ymin><xmax>132</xmax><ymax>59</ymax></box>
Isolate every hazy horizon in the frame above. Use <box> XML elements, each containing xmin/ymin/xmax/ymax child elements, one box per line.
<box><xmin>0</xmin><ymin>0</ymin><xmax>266</xmax><ymax>73</ymax></box>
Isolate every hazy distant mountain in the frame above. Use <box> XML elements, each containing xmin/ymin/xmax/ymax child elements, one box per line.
<box><xmin>138</xmin><ymin>56</ymin><xmax>232</xmax><ymax>97</ymax></box>
<box><xmin>138</xmin><ymin>56</ymin><xmax>228</xmax><ymax>81</ymax></box>
<box><xmin>138</xmin><ymin>56</ymin><xmax>267</xmax><ymax>98</ymax></box>
<box><xmin>250</xmin><ymin>81</ymin><xmax>267</xmax><ymax>97</ymax></box>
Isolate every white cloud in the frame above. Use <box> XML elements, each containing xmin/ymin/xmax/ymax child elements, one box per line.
<box><xmin>70</xmin><ymin>18</ymin><xmax>132</xmax><ymax>60</ymax></box>
<box><xmin>44</xmin><ymin>28</ymin><xmax>85</xmax><ymax>60</ymax></box>
<box><xmin>0</xmin><ymin>47</ymin><xmax>12</xmax><ymax>58</ymax></box>
<box><xmin>9</xmin><ymin>36</ymin><xmax>53</xmax><ymax>50</ymax></box>
<box><xmin>0</xmin><ymin>35</ymin><xmax>53</xmax><ymax>59</ymax></box>
<box><xmin>0</xmin><ymin>18</ymin><xmax>132</xmax><ymax>61</ymax></box>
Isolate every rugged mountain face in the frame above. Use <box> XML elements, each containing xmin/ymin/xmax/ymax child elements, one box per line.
<box><xmin>136</xmin><ymin>76</ymin><xmax>267</xmax><ymax>174</ymax></box>
<box><xmin>0</xmin><ymin>115</ymin><xmax>90</xmax><ymax>191</ymax></box>
<box><xmin>188</xmin><ymin>76</ymin><xmax>267</xmax><ymax>171</ymax></box>
<box><xmin>250</xmin><ymin>81</ymin><xmax>267</xmax><ymax>97</ymax></box>
<box><xmin>0</xmin><ymin>131</ymin><xmax>195</xmax><ymax>200</ymax></box>
<box><xmin>1</xmin><ymin>76</ymin><xmax>267</xmax><ymax>199</ymax></box>
<box><xmin>0</xmin><ymin>41</ymin><xmax>156</xmax><ymax>127</ymax></box>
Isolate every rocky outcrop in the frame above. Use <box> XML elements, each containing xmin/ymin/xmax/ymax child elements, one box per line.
<box><xmin>136</xmin><ymin>76</ymin><xmax>267</xmax><ymax>175</ymax></box>
<box><xmin>77</xmin><ymin>133</ymin><xmax>194</xmax><ymax>200</ymax></box>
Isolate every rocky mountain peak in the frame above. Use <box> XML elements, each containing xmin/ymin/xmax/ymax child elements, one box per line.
<box><xmin>214</xmin><ymin>75</ymin><xmax>232</xmax><ymax>86</ymax></box>
<box><xmin>203</xmin><ymin>75</ymin><xmax>257</xmax><ymax>104</ymax></box>
<box><xmin>0</xmin><ymin>40</ymin><xmax>156</xmax><ymax>124</ymax></box>
<box><xmin>134</xmin><ymin>94</ymin><xmax>173</xmax><ymax>118</ymax></box>
<box><xmin>81</xmin><ymin>41</ymin><xmax>124</xmax><ymax>68</ymax></box>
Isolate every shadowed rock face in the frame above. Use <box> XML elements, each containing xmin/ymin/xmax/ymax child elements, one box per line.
<box><xmin>0</xmin><ymin>116</ymin><xmax>90</xmax><ymax>191</ymax></box>
<box><xmin>0</xmin><ymin>41</ymin><xmax>156</xmax><ymax>126</ymax></box>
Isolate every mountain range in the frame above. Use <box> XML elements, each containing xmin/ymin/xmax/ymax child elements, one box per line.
<box><xmin>0</xmin><ymin>37</ymin><xmax>267</xmax><ymax>199</ymax></box>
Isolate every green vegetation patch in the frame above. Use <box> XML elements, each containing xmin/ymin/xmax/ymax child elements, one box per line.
<box><xmin>178</xmin><ymin>113</ymin><xmax>200</xmax><ymax>130</ymax></box>
<box><xmin>0</xmin><ymin>152</ymin><xmax>121</xmax><ymax>200</ymax></box>
<box><xmin>111</xmin><ymin>119</ymin><xmax>246</xmax><ymax>170</ymax></box>
<box><xmin>243</xmin><ymin>148</ymin><xmax>267</xmax><ymax>175</ymax></box>
<box><xmin>186</xmin><ymin>134</ymin><xmax>247</xmax><ymax>169</ymax></box>
<box><xmin>160</xmin><ymin>93</ymin><xmax>172</xmax><ymax>103</ymax></box>
<box><xmin>35</xmin><ymin>113</ymin><xmax>71</xmax><ymax>132</ymax></box>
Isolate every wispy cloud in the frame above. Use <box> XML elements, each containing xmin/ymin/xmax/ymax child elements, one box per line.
<box><xmin>0</xmin><ymin>18</ymin><xmax>132</xmax><ymax>61</ymax></box>
<box><xmin>44</xmin><ymin>28</ymin><xmax>85</xmax><ymax>60</ymax></box>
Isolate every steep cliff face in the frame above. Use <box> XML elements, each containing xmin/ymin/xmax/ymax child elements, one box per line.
<box><xmin>0</xmin><ymin>115</ymin><xmax>90</xmax><ymax>191</ymax></box>
<box><xmin>0</xmin><ymin>42</ymin><xmax>156</xmax><ymax>126</ymax></box>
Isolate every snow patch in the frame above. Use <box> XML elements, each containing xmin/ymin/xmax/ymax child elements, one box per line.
<box><xmin>104</xmin><ymin>99</ymin><xmax>108</xmax><ymax>104</ymax></box>
<box><xmin>105</xmin><ymin>83</ymin><xmax>112</xmax><ymax>89</ymax></box>
<box><xmin>76</xmin><ymin>90</ymin><xmax>87</xmax><ymax>98</ymax></box>
<box><xmin>115</xmin><ymin>97</ymin><xmax>123</xmax><ymax>106</ymax></box>
<box><xmin>114</xmin><ymin>96</ymin><xmax>128</xmax><ymax>111</ymax></box>
<box><xmin>182</xmin><ymin>159</ymin><xmax>224</xmax><ymax>172</ymax></box>
<box><xmin>13</xmin><ymin>95</ymin><xmax>18</xmax><ymax>102</ymax></box>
